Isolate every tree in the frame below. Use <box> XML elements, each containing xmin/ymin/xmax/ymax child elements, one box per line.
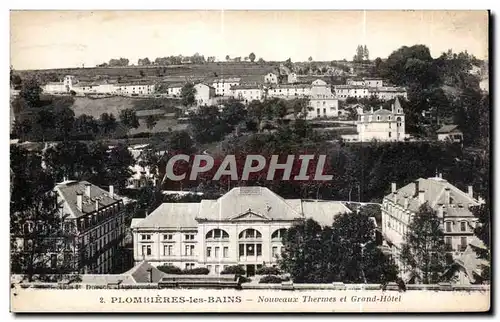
<box><xmin>363</xmin><ymin>45</ymin><xmax>370</xmax><ymax>61</ymax></box>
<box><xmin>138</xmin><ymin>57</ymin><xmax>151</xmax><ymax>66</ymax></box>
<box><xmin>258</xmin><ymin>58</ymin><xmax>265</xmax><ymax>63</ymax></box>
<box><xmin>99</xmin><ymin>113</ymin><xmax>117</xmax><ymax>134</ymax></box>
<box><xmin>19</xmin><ymin>78</ymin><xmax>42</xmax><ymax>108</ymax></box>
<box><xmin>280</xmin><ymin>214</ymin><xmax>398</xmax><ymax>284</ymax></box>
<box><xmin>180</xmin><ymin>82</ymin><xmax>197</xmax><ymax>107</ymax></box>
<box><xmin>471</xmin><ymin>200</ymin><xmax>491</xmax><ymax>282</ymax></box>
<box><xmin>308</xmin><ymin>56</ymin><xmax>313</xmax><ymax>62</ymax></box>
<box><xmin>225</xmin><ymin>55</ymin><xmax>230</xmax><ymax>61</ymax></box>
<box><xmin>249</xmin><ymin>52</ymin><xmax>256</xmax><ymax>62</ymax></box>
<box><xmin>145</xmin><ymin>115</ymin><xmax>158</xmax><ymax>130</ymax></box>
<box><xmin>280</xmin><ymin>219</ymin><xmax>324</xmax><ymax>283</ymax></box>
<box><xmin>167</xmin><ymin>130</ymin><xmax>195</xmax><ymax>154</ymax></box>
<box><xmin>221</xmin><ymin>99</ymin><xmax>247</xmax><ymax>128</ymax></box>
<box><xmin>400</xmin><ymin>203</ymin><xmax>449</xmax><ymax>284</ymax></box>
<box><xmin>119</xmin><ymin>108</ymin><xmax>140</xmax><ymax>130</ymax></box>
<box><xmin>10</xmin><ymin>67</ymin><xmax>22</xmax><ymax>89</ymax></box>
<box><xmin>139</xmin><ymin>70</ymin><xmax>145</xmax><ymax>77</ymax></box>
<box><xmin>105</xmin><ymin>144</ymin><xmax>135</xmax><ymax>190</ymax></box>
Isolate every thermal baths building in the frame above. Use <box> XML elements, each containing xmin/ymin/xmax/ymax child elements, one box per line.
<box><xmin>131</xmin><ymin>186</ymin><xmax>351</xmax><ymax>276</ymax></box>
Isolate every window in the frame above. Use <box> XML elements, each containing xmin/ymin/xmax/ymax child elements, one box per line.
<box><xmin>141</xmin><ymin>245</ymin><xmax>152</xmax><ymax>256</ymax></box>
<box><xmin>141</xmin><ymin>234</ymin><xmax>152</xmax><ymax>241</ymax></box>
<box><xmin>185</xmin><ymin>234</ymin><xmax>195</xmax><ymax>241</ymax></box>
<box><xmin>163</xmin><ymin>234</ymin><xmax>173</xmax><ymax>240</ymax></box>
<box><xmin>272</xmin><ymin>228</ymin><xmax>287</xmax><ymax>240</ymax></box>
<box><xmin>185</xmin><ymin>263</ymin><xmax>195</xmax><ymax>270</ymax></box>
<box><xmin>241</xmin><ymin>229</ymin><xmax>262</xmax><ymax>239</ymax></box>
<box><xmin>272</xmin><ymin>246</ymin><xmax>278</xmax><ymax>258</ymax></box>
<box><xmin>163</xmin><ymin>245</ymin><xmax>173</xmax><ymax>256</ymax></box>
<box><xmin>445</xmin><ymin>237</ymin><xmax>452</xmax><ymax>251</ymax></box>
<box><xmin>206</xmin><ymin>247</ymin><xmax>212</xmax><ymax>257</ymax></box>
<box><xmin>50</xmin><ymin>254</ymin><xmax>57</xmax><ymax>268</ymax></box>
<box><xmin>239</xmin><ymin>244</ymin><xmax>245</xmax><ymax>257</ymax></box>
<box><xmin>205</xmin><ymin>229</ymin><xmax>229</xmax><ymax>239</ymax></box>
<box><xmin>214</xmin><ymin>247</ymin><xmax>220</xmax><ymax>258</ymax></box>
<box><xmin>246</xmin><ymin>244</ymin><xmax>255</xmax><ymax>256</ymax></box>
<box><xmin>185</xmin><ymin>245</ymin><xmax>195</xmax><ymax>256</ymax></box>
<box><xmin>215</xmin><ymin>265</ymin><xmax>220</xmax><ymax>274</ymax></box>
<box><xmin>207</xmin><ymin>265</ymin><xmax>212</xmax><ymax>273</ymax></box>
<box><xmin>460</xmin><ymin>222</ymin><xmax>467</xmax><ymax>232</ymax></box>
<box><xmin>223</xmin><ymin>247</ymin><xmax>228</xmax><ymax>258</ymax></box>
<box><xmin>460</xmin><ymin>237</ymin><xmax>468</xmax><ymax>251</ymax></box>
<box><xmin>389</xmin><ymin>132</ymin><xmax>392</xmax><ymax>138</ymax></box>
<box><xmin>445</xmin><ymin>222</ymin><xmax>452</xmax><ymax>232</ymax></box>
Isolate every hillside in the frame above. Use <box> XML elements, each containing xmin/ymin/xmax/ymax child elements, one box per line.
<box><xmin>17</xmin><ymin>62</ymin><xmax>281</xmax><ymax>84</ymax></box>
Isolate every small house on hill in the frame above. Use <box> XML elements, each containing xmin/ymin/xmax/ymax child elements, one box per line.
<box><xmin>436</xmin><ymin>125</ymin><xmax>463</xmax><ymax>143</ymax></box>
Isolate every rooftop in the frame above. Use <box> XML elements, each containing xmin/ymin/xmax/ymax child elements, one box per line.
<box><xmin>54</xmin><ymin>180</ymin><xmax>122</xmax><ymax>219</ymax></box>
<box><xmin>437</xmin><ymin>124</ymin><xmax>461</xmax><ymax>134</ymax></box>
<box><xmin>134</xmin><ymin>187</ymin><xmax>351</xmax><ymax>229</ymax></box>
<box><xmin>385</xmin><ymin>177</ymin><xmax>481</xmax><ymax>215</ymax></box>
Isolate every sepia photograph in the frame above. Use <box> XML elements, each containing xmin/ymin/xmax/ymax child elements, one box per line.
<box><xmin>8</xmin><ymin>9</ymin><xmax>491</xmax><ymax>313</ymax></box>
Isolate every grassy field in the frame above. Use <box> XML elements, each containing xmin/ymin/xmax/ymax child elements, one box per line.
<box><xmin>18</xmin><ymin>62</ymin><xmax>280</xmax><ymax>84</ymax></box>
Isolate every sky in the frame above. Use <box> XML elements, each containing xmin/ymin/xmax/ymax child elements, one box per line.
<box><xmin>10</xmin><ymin>10</ymin><xmax>489</xmax><ymax>70</ymax></box>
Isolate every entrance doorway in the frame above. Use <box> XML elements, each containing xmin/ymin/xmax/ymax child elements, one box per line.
<box><xmin>246</xmin><ymin>265</ymin><xmax>256</xmax><ymax>277</ymax></box>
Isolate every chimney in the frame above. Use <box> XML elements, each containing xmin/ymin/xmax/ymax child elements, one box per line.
<box><xmin>391</xmin><ymin>182</ymin><xmax>397</xmax><ymax>194</ymax></box>
<box><xmin>391</xmin><ymin>103</ymin><xmax>395</xmax><ymax>113</ymax></box>
<box><xmin>109</xmin><ymin>185</ymin><xmax>114</xmax><ymax>199</ymax></box>
<box><xmin>76</xmin><ymin>192</ymin><xmax>83</xmax><ymax>211</ymax></box>
<box><xmin>85</xmin><ymin>183</ymin><xmax>91</xmax><ymax>197</ymax></box>
<box><xmin>468</xmin><ymin>186</ymin><xmax>473</xmax><ymax>198</ymax></box>
<box><xmin>414</xmin><ymin>180</ymin><xmax>420</xmax><ymax>197</ymax></box>
<box><xmin>445</xmin><ymin>188</ymin><xmax>451</xmax><ymax>204</ymax></box>
<box><xmin>404</xmin><ymin>196</ymin><xmax>409</xmax><ymax>209</ymax></box>
<box><xmin>418</xmin><ymin>190</ymin><xmax>425</xmax><ymax>205</ymax></box>
<box><xmin>147</xmin><ymin>268</ymin><xmax>153</xmax><ymax>283</ymax></box>
<box><xmin>95</xmin><ymin>199</ymin><xmax>99</xmax><ymax>212</ymax></box>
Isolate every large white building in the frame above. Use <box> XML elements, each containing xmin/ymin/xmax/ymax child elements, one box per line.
<box><xmin>230</xmin><ymin>84</ymin><xmax>263</xmax><ymax>104</ymax></box>
<box><xmin>307</xmin><ymin>98</ymin><xmax>339</xmax><ymax>119</ymax></box>
<box><xmin>194</xmin><ymin>83</ymin><xmax>216</xmax><ymax>106</ymax></box>
<box><xmin>212</xmin><ymin>78</ymin><xmax>241</xmax><ymax>96</ymax></box>
<box><xmin>350</xmin><ymin>97</ymin><xmax>407</xmax><ymax>142</ymax></box>
<box><xmin>131</xmin><ymin>186</ymin><xmax>351</xmax><ymax>276</ymax></box>
<box><xmin>381</xmin><ymin>176</ymin><xmax>482</xmax><ymax>280</ymax></box>
<box><xmin>267</xmin><ymin>84</ymin><xmax>311</xmax><ymax>99</ymax></box>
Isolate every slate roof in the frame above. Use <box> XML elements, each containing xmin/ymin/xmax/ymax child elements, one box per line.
<box><xmin>80</xmin><ymin>261</ymin><xmax>166</xmax><ymax>284</ymax></box>
<box><xmin>302</xmin><ymin>201</ymin><xmax>352</xmax><ymax>226</ymax></box>
<box><xmin>384</xmin><ymin>177</ymin><xmax>481</xmax><ymax>216</ymax></box>
<box><xmin>436</xmin><ymin>125</ymin><xmax>461</xmax><ymax>134</ymax></box>
<box><xmin>54</xmin><ymin>180</ymin><xmax>122</xmax><ymax>219</ymax></box>
<box><xmin>134</xmin><ymin>203</ymin><xmax>200</xmax><ymax>229</ymax></box>
<box><xmin>134</xmin><ymin>186</ymin><xmax>352</xmax><ymax>229</ymax></box>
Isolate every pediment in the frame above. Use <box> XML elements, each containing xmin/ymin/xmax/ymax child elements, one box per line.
<box><xmin>229</xmin><ymin>211</ymin><xmax>270</xmax><ymax>221</ymax></box>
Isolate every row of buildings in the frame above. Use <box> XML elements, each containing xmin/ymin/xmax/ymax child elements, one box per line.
<box><xmin>127</xmin><ymin>176</ymin><xmax>485</xmax><ymax>284</ymax></box>
<box><xmin>43</xmin><ymin>73</ymin><xmax>406</xmax><ymax>120</ymax></box>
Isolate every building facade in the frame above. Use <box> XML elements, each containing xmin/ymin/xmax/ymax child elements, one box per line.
<box><xmin>230</xmin><ymin>85</ymin><xmax>263</xmax><ymax>104</ymax></box>
<box><xmin>212</xmin><ymin>78</ymin><xmax>241</xmax><ymax>96</ymax></box>
<box><xmin>264</xmin><ymin>73</ymin><xmax>278</xmax><ymax>84</ymax></box>
<box><xmin>33</xmin><ymin>180</ymin><xmax>134</xmax><ymax>275</ymax></box>
<box><xmin>267</xmin><ymin>84</ymin><xmax>311</xmax><ymax>99</ymax></box>
<box><xmin>308</xmin><ymin>98</ymin><xmax>339</xmax><ymax>119</ymax></box>
<box><xmin>131</xmin><ymin>186</ymin><xmax>351</xmax><ymax>276</ymax></box>
<box><xmin>437</xmin><ymin>125</ymin><xmax>464</xmax><ymax>143</ymax></box>
<box><xmin>381</xmin><ymin>176</ymin><xmax>482</xmax><ymax>276</ymax></box>
<box><xmin>356</xmin><ymin>97</ymin><xmax>407</xmax><ymax>142</ymax></box>
<box><xmin>194</xmin><ymin>83</ymin><xmax>216</xmax><ymax>106</ymax></box>
<box><xmin>368</xmin><ymin>87</ymin><xmax>407</xmax><ymax>100</ymax></box>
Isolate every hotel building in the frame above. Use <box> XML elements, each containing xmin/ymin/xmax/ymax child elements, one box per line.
<box><xmin>131</xmin><ymin>186</ymin><xmax>351</xmax><ymax>276</ymax></box>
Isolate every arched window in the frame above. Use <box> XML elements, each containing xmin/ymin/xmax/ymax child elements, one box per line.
<box><xmin>271</xmin><ymin>228</ymin><xmax>287</xmax><ymax>240</ymax></box>
<box><xmin>377</xmin><ymin>116</ymin><xmax>381</xmax><ymax>121</ymax></box>
<box><xmin>239</xmin><ymin>228</ymin><xmax>262</xmax><ymax>239</ymax></box>
<box><xmin>205</xmin><ymin>229</ymin><xmax>229</xmax><ymax>239</ymax></box>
